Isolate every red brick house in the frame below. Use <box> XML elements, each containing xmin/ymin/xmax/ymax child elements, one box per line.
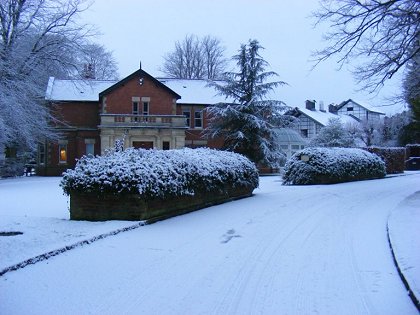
<box><xmin>39</xmin><ymin>69</ymin><xmax>224</xmax><ymax>175</ymax></box>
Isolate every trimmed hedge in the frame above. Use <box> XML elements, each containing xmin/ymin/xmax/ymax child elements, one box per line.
<box><xmin>406</xmin><ymin>144</ymin><xmax>420</xmax><ymax>158</ymax></box>
<box><xmin>283</xmin><ymin>147</ymin><xmax>386</xmax><ymax>185</ymax></box>
<box><xmin>365</xmin><ymin>147</ymin><xmax>405</xmax><ymax>174</ymax></box>
<box><xmin>61</xmin><ymin>148</ymin><xmax>259</xmax><ymax>198</ymax></box>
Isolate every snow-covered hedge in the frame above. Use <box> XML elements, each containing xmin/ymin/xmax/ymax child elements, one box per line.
<box><xmin>61</xmin><ymin>148</ymin><xmax>259</xmax><ymax>198</ymax></box>
<box><xmin>282</xmin><ymin>147</ymin><xmax>386</xmax><ymax>185</ymax></box>
<box><xmin>365</xmin><ymin>147</ymin><xmax>405</xmax><ymax>174</ymax></box>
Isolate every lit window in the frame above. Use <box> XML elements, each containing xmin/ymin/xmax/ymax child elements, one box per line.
<box><xmin>183</xmin><ymin>110</ymin><xmax>191</xmax><ymax>127</ymax></box>
<box><xmin>59</xmin><ymin>144</ymin><xmax>67</xmax><ymax>163</ymax></box>
<box><xmin>194</xmin><ymin>110</ymin><xmax>203</xmax><ymax>128</ymax></box>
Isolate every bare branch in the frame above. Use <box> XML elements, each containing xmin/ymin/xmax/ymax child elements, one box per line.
<box><xmin>311</xmin><ymin>0</ymin><xmax>420</xmax><ymax>92</ymax></box>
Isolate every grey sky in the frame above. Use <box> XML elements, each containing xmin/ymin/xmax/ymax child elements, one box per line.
<box><xmin>81</xmin><ymin>0</ymin><xmax>406</xmax><ymax>115</ymax></box>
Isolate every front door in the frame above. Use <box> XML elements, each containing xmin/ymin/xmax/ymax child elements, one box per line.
<box><xmin>132</xmin><ymin>141</ymin><xmax>154</xmax><ymax>150</ymax></box>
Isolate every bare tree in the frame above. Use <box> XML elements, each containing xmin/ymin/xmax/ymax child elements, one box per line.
<box><xmin>201</xmin><ymin>35</ymin><xmax>228</xmax><ymax>79</ymax></box>
<box><xmin>312</xmin><ymin>0</ymin><xmax>420</xmax><ymax>92</ymax></box>
<box><xmin>161</xmin><ymin>34</ymin><xmax>227</xmax><ymax>79</ymax></box>
<box><xmin>76</xmin><ymin>43</ymin><xmax>119</xmax><ymax>80</ymax></box>
<box><xmin>0</xmin><ymin>0</ymin><xmax>93</xmax><ymax>152</ymax></box>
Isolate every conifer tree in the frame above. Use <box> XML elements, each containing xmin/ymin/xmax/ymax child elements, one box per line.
<box><xmin>205</xmin><ymin>40</ymin><xmax>291</xmax><ymax>167</ymax></box>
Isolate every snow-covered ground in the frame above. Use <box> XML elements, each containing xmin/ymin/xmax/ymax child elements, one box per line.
<box><xmin>0</xmin><ymin>177</ymin><xmax>138</xmax><ymax>269</ymax></box>
<box><xmin>388</xmin><ymin>189</ymin><xmax>420</xmax><ymax>303</ymax></box>
<box><xmin>0</xmin><ymin>173</ymin><xmax>419</xmax><ymax>314</ymax></box>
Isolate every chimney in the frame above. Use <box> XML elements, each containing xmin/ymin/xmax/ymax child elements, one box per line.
<box><xmin>328</xmin><ymin>104</ymin><xmax>338</xmax><ymax>114</ymax></box>
<box><xmin>319</xmin><ymin>100</ymin><xmax>326</xmax><ymax>112</ymax></box>
<box><xmin>305</xmin><ymin>100</ymin><xmax>316</xmax><ymax>111</ymax></box>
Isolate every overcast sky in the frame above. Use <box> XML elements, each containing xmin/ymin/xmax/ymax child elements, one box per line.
<box><xmin>80</xmin><ymin>0</ymin><xmax>406</xmax><ymax>115</ymax></box>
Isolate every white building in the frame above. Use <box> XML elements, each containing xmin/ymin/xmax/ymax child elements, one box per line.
<box><xmin>289</xmin><ymin>99</ymin><xmax>385</xmax><ymax>140</ymax></box>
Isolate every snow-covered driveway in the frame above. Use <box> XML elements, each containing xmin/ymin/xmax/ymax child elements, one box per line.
<box><xmin>1</xmin><ymin>174</ymin><xmax>419</xmax><ymax>314</ymax></box>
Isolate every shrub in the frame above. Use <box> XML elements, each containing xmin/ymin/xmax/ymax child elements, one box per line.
<box><xmin>61</xmin><ymin>148</ymin><xmax>259</xmax><ymax>198</ymax></box>
<box><xmin>365</xmin><ymin>147</ymin><xmax>405</xmax><ymax>174</ymax></box>
<box><xmin>282</xmin><ymin>147</ymin><xmax>386</xmax><ymax>185</ymax></box>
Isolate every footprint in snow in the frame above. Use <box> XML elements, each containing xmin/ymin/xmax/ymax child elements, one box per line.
<box><xmin>221</xmin><ymin>229</ymin><xmax>241</xmax><ymax>244</ymax></box>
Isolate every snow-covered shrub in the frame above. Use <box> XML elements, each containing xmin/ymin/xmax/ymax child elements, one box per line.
<box><xmin>282</xmin><ymin>147</ymin><xmax>386</xmax><ymax>185</ymax></box>
<box><xmin>61</xmin><ymin>148</ymin><xmax>259</xmax><ymax>198</ymax></box>
<box><xmin>365</xmin><ymin>147</ymin><xmax>405</xmax><ymax>174</ymax></box>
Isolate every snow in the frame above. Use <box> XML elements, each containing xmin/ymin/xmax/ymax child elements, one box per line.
<box><xmin>45</xmin><ymin>76</ymin><xmax>234</xmax><ymax>105</ymax></box>
<box><xmin>61</xmin><ymin>148</ymin><xmax>258</xmax><ymax>197</ymax></box>
<box><xmin>283</xmin><ymin>147</ymin><xmax>386</xmax><ymax>185</ymax></box>
<box><xmin>297</xmin><ymin>106</ymin><xmax>358</xmax><ymax>126</ymax></box>
<box><xmin>159</xmin><ymin>78</ymin><xmax>228</xmax><ymax>105</ymax></box>
<box><xmin>1</xmin><ymin>173</ymin><xmax>419</xmax><ymax>314</ymax></box>
<box><xmin>388</xmin><ymin>190</ymin><xmax>420</xmax><ymax>300</ymax></box>
<box><xmin>0</xmin><ymin>177</ymin><xmax>137</xmax><ymax>270</ymax></box>
<box><xmin>45</xmin><ymin>77</ymin><xmax>116</xmax><ymax>102</ymax></box>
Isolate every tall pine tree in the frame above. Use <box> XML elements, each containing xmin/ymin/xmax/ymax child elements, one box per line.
<box><xmin>205</xmin><ymin>39</ymin><xmax>291</xmax><ymax>167</ymax></box>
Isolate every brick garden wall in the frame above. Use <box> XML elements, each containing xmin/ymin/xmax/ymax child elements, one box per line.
<box><xmin>70</xmin><ymin>185</ymin><xmax>254</xmax><ymax>222</ymax></box>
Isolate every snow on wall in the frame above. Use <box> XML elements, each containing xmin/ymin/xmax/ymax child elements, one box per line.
<box><xmin>282</xmin><ymin>147</ymin><xmax>386</xmax><ymax>185</ymax></box>
<box><xmin>61</xmin><ymin>148</ymin><xmax>259</xmax><ymax>197</ymax></box>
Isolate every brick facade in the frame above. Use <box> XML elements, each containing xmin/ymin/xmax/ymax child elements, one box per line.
<box><xmin>41</xmin><ymin>69</ymin><xmax>219</xmax><ymax>176</ymax></box>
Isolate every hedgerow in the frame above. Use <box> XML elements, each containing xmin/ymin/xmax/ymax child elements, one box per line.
<box><xmin>282</xmin><ymin>147</ymin><xmax>386</xmax><ymax>185</ymax></box>
<box><xmin>61</xmin><ymin>148</ymin><xmax>259</xmax><ymax>198</ymax></box>
<box><xmin>365</xmin><ymin>147</ymin><xmax>405</xmax><ymax>174</ymax></box>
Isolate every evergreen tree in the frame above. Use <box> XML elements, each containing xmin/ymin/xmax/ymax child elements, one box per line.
<box><xmin>309</xmin><ymin>118</ymin><xmax>355</xmax><ymax>148</ymax></box>
<box><xmin>205</xmin><ymin>39</ymin><xmax>290</xmax><ymax>167</ymax></box>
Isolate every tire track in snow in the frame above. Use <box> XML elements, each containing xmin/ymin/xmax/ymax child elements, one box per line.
<box><xmin>212</xmin><ymin>195</ymin><xmax>335</xmax><ymax>314</ymax></box>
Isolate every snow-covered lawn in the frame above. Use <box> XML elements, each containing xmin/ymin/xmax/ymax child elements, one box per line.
<box><xmin>0</xmin><ymin>177</ymin><xmax>138</xmax><ymax>269</ymax></box>
<box><xmin>0</xmin><ymin>173</ymin><xmax>419</xmax><ymax>314</ymax></box>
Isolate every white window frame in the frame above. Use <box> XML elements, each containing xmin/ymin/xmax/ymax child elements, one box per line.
<box><xmin>194</xmin><ymin>110</ymin><xmax>203</xmax><ymax>129</ymax></box>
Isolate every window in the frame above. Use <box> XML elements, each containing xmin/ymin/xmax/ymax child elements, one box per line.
<box><xmin>194</xmin><ymin>110</ymin><xmax>203</xmax><ymax>128</ymax></box>
<box><xmin>300</xmin><ymin>129</ymin><xmax>308</xmax><ymax>138</ymax></box>
<box><xmin>58</xmin><ymin>144</ymin><xmax>67</xmax><ymax>164</ymax></box>
<box><xmin>183</xmin><ymin>110</ymin><xmax>191</xmax><ymax>127</ymax></box>
<box><xmin>38</xmin><ymin>144</ymin><xmax>46</xmax><ymax>165</ymax></box>
<box><xmin>162</xmin><ymin>141</ymin><xmax>170</xmax><ymax>150</ymax></box>
<box><xmin>347</xmin><ymin>107</ymin><xmax>354</xmax><ymax>111</ymax></box>
<box><xmin>143</xmin><ymin>101</ymin><xmax>149</xmax><ymax>115</ymax></box>
<box><xmin>85</xmin><ymin>143</ymin><xmax>94</xmax><ymax>156</ymax></box>
<box><xmin>132</xmin><ymin>101</ymin><xmax>139</xmax><ymax>115</ymax></box>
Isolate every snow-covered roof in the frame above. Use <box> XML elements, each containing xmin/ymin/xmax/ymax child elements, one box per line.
<box><xmin>340</xmin><ymin>99</ymin><xmax>386</xmax><ymax>115</ymax></box>
<box><xmin>158</xmin><ymin>78</ymin><xmax>228</xmax><ymax>105</ymax></box>
<box><xmin>45</xmin><ymin>77</ymin><xmax>227</xmax><ymax>105</ymax></box>
<box><xmin>45</xmin><ymin>77</ymin><xmax>117</xmax><ymax>102</ymax></box>
<box><xmin>297</xmin><ymin>107</ymin><xmax>359</xmax><ymax>126</ymax></box>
